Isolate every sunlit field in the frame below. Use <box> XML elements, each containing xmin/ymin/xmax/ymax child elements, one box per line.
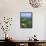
<box><xmin>20</xmin><ymin>12</ymin><xmax>32</xmax><ymax>28</ymax></box>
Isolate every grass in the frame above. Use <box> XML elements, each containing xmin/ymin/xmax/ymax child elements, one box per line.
<box><xmin>20</xmin><ymin>18</ymin><xmax>32</xmax><ymax>28</ymax></box>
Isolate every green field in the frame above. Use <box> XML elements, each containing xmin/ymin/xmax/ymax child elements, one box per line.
<box><xmin>20</xmin><ymin>18</ymin><xmax>32</xmax><ymax>28</ymax></box>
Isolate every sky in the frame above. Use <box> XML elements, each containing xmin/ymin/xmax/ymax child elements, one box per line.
<box><xmin>20</xmin><ymin>12</ymin><xmax>32</xmax><ymax>18</ymax></box>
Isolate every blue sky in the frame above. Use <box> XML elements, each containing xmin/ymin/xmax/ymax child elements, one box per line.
<box><xmin>20</xmin><ymin>12</ymin><xmax>32</xmax><ymax>18</ymax></box>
